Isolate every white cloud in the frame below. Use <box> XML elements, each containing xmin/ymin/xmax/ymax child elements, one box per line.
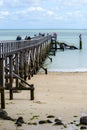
<box><xmin>47</xmin><ymin>11</ymin><xmax>55</xmax><ymax>16</ymax></box>
<box><xmin>27</xmin><ymin>7</ymin><xmax>45</xmax><ymax>12</ymax></box>
<box><xmin>0</xmin><ymin>0</ymin><xmax>3</xmax><ymax>6</ymax></box>
<box><xmin>13</xmin><ymin>6</ymin><xmax>61</xmax><ymax>21</ymax></box>
<box><xmin>1</xmin><ymin>0</ymin><xmax>45</xmax><ymax>8</ymax></box>
<box><xmin>62</xmin><ymin>0</ymin><xmax>87</xmax><ymax>7</ymax></box>
<box><xmin>0</xmin><ymin>11</ymin><xmax>9</xmax><ymax>19</ymax></box>
<box><xmin>67</xmin><ymin>10</ymin><xmax>82</xmax><ymax>17</ymax></box>
<box><xmin>14</xmin><ymin>6</ymin><xmax>45</xmax><ymax>17</ymax></box>
<box><xmin>0</xmin><ymin>0</ymin><xmax>87</xmax><ymax>28</ymax></box>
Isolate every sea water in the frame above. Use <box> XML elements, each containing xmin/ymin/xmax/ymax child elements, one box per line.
<box><xmin>0</xmin><ymin>29</ymin><xmax>87</xmax><ymax>72</ymax></box>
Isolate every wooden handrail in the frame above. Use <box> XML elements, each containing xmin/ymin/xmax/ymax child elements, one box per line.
<box><xmin>0</xmin><ymin>35</ymin><xmax>51</xmax><ymax>58</ymax></box>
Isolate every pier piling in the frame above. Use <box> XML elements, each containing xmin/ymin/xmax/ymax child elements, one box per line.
<box><xmin>79</xmin><ymin>34</ymin><xmax>82</xmax><ymax>49</ymax></box>
<box><xmin>0</xmin><ymin>58</ymin><xmax>5</xmax><ymax>109</ymax></box>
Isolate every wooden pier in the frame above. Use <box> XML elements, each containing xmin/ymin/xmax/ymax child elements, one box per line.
<box><xmin>0</xmin><ymin>34</ymin><xmax>57</xmax><ymax>109</ymax></box>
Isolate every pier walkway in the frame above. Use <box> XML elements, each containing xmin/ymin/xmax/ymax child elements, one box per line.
<box><xmin>0</xmin><ymin>34</ymin><xmax>57</xmax><ymax>109</ymax></box>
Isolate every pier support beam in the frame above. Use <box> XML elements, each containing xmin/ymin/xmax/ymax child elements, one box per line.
<box><xmin>15</xmin><ymin>53</ymin><xmax>19</xmax><ymax>88</ymax></box>
<box><xmin>51</xmin><ymin>36</ymin><xmax>57</xmax><ymax>50</ymax></box>
<box><xmin>20</xmin><ymin>52</ymin><xmax>24</xmax><ymax>80</ymax></box>
<box><xmin>0</xmin><ymin>58</ymin><xmax>5</xmax><ymax>109</ymax></box>
<box><xmin>9</xmin><ymin>55</ymin><xmax>13</xmax><ymax>100</ymax></box>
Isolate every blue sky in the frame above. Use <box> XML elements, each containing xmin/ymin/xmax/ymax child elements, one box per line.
<box><xmin>0</xmin><ymin>0</ymin><xmax>87</xmax><ymax>29</ymax></box>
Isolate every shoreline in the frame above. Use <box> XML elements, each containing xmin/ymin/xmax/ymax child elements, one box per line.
<box><xmin>0</xmin><ymin>71</ymin><xmax>87</xmax><ymax>129</ymax></box>
<box><xmin>40</xmin><ymin>69</ymin><xmax>87</xmax><ymax>73</ymax></box>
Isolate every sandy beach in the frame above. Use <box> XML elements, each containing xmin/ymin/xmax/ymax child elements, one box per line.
<box><xmin>0</xmin><ymin>72</ymin><xmax>87</xmax><ymax>130</ymax></box>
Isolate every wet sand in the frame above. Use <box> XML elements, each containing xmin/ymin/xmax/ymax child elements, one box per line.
<box><xmin>0</xmin><ymin>72</ymin><xmax>87</xmax><ymax>130</ymax></box>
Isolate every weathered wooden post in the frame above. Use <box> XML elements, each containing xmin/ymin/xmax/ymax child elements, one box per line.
<box><xmin>5</xmin><ymin>58</ymin><xmax>9</xmax><ymax>83</ymax></box>
<box><xmin>24</xmin><ymin>51</ymin><xmax>28</xmax><ymax>81</ymax></box>
<box><xmin>27</xmin><ymin>50</ymin><xmax>31</xmax><ymax>79</ymax></box>
<box><xmin>51</xmin><ymin>32</ymin><xmax>57</xmax><ymax>50</ymax></box>
<box><xmin>20</xmin><ymin>52</ymin><xmax>24</xmax><ymax>80</ymax></box>
<box><xmin>15</xmin><ymin>53</ymin><xmax>19</xmax><ymax>88</ymax></box>
<box><xmin>1</xmin><ymin>88</ymin><xmax>5</xmax><ymax>109</ymax></box>
<box><xmin>30</xmin><ymin>51</ymin><xmax>34</xmax><ymax>77</ymax></box>
<box><xmin>0</xmin><ymin>58</ymin><xmax>5</xmax><ymax>109</ymax></box>
<box><xmin>30</xmin><ymin>84</ymin><xmax>34</xmax><ymax>100</ymax></box>
<box><xmin>35</xmin><ymin>48</ymin><xmax>40</xmax><ymax>73</ymax></box>
<box><xmin>9</xmin><ymin>55</ymin><xmax>13</xmax><ymax>100</ymax></box>
<box><xmin>79</xmin><ymin>34</ymin><xmax>82</xmax><ymax>49</ymax></box>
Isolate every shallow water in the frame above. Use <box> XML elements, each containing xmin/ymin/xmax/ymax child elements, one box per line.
<box><xmin>0</xmin><ymin>29</ymin><xmax>87</xmax><ymax>72</ymax></box>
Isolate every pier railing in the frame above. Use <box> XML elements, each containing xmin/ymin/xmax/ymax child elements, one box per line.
<box><xmin>0</xmin><ymin>35</ymin><xmax>51</xmax><ymax>58</ymax></box>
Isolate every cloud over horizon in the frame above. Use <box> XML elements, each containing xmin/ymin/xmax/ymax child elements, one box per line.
<box><xmin>0</xmin><ymin>0</ymin><xmax>87</xmax><ymax>29</ymax></box>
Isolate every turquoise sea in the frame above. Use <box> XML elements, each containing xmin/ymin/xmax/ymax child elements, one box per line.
<box><xmin>0</xmin><ymin>29</ymin><xmax>87</xmax><ymax>72</ymax></box>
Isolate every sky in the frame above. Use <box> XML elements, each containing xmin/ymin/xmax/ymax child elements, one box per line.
<box><xmin>0</xmin><ymin>0</ymin><xmax>87</xmax><ymax>29</ymax></box>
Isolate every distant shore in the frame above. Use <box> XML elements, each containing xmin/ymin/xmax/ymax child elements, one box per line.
<box><xmin>0</xmin><ymin>72</ymin><xmax>87</xmax><ymax>130</ymax></box>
